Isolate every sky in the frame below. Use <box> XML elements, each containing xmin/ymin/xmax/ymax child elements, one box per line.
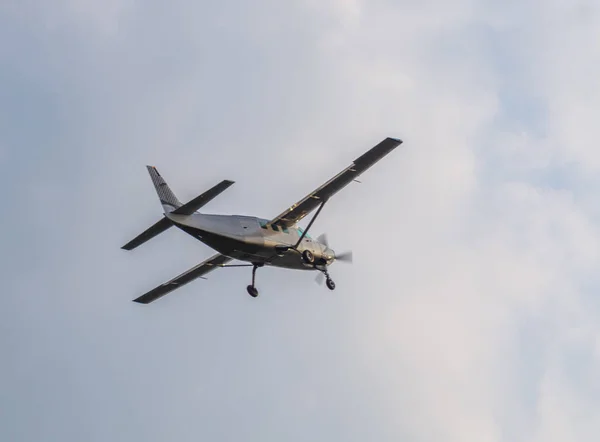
<box><xmin>1</xmin><ymin>0</ymin><xmax>600</xmax><ymax>441</ymax></box>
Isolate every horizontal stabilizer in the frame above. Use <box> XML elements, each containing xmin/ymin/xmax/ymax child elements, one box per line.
<box><xmin>121</xmin><ymin>217</ymin><xmax>172</xmax><ymax>250</ymax></box>
<box><xmin>171</xmin><ymin>180</ymin><xmax>235</xmax><ymax>215</ymax></box>
<box><xmin>122</xmin><ymin>175</ymin><xmax>234</xmax><ymax>251</ymax></box>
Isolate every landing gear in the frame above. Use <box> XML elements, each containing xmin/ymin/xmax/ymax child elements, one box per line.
<box><xmin>246</xmin><ymin>285</ymin><xmax>258</xmax><ymax>297</ymax></box>
<box><xmin>302</xmin><ymin>249</ymin><xmax>315</xmax><ymax>264</ymax></box>
<box><xmin>247</xmin><ymin>264</ymin><xmax>260</xmax><ymax>297</ymax></box>
<box><xmin>326</xmin><ymin>278</ymin><xmax>336</xmax><ymax>291</ymax></box>
<box><xmin>317</xmin><ymin>267</ymin><xmax>336</xmax><ymax>291</ymax></box>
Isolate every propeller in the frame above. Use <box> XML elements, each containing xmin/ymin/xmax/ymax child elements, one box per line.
<box><xmin>317</xmin><ymin>233</ymin><xmax>329</xmax><ymax>247</ymax></box>
<box><xmin>314</xmin><ymin>233</ymin><xmax>352</xmax><ymax>286</ymax></box>
<box><xmin>335</xmin><ymin>250</ymin><xmax>353</xmax><ymax>263</ymax></box>
<box><xmin>316</xmin><ymin>233</ymin><xmax>352</xmax><ymax>263</ymax></box>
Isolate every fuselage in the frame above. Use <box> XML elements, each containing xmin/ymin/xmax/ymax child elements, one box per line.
<box><xmin>166</xmin><ymin>212</ymin><xmax>334</xmax><ymax>270</ymax></box>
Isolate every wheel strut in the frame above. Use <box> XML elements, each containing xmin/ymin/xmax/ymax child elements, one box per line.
<box><xmin>252</xmin><ymin>265</ymin><xmax>258</xmax><ymax>286</ymax></box>
<box><xmin>247</xmin><ymin>264</ymin><xmax>259</xmax><ymax>297</ymax></box>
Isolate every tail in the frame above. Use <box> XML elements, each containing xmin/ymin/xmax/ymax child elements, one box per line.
<box><xmin>121</xmin><ymin>166</ymin><xmax>234</xmax><ymax>251</ymax></box>
<box><xmin>147</xmin><ymin>166</ymin><xmax>182</xmax><ymax>213</ymax></box>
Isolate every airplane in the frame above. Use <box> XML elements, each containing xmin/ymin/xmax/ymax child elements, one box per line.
<box><xmin>122</xmin><ymin>137</ymin><xmax>402</xmax><ymax>303</ymax></box>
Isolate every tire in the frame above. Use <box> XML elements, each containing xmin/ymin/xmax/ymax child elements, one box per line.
<box><xmin>246</xmin><ymin>285</ymin><xmax>259</xmax><ymax>297</ymax></box>
<box><xmin>326</xmin><ymin>279</ymin><xmax>336</xmax><ymax>290</ymax></box>
<box><xmin>302</xmin><ymin>250</ymin><xmax>315</xmax><ymax>264</ymax></box>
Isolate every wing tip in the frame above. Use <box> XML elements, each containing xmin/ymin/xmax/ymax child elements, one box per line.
<box><xmin>132</xmin><ymin>296</ymin><xmax>151</xmax><ymax>304</ymax></box>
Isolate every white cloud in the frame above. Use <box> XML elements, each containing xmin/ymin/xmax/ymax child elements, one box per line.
<box><xmin>303</xmin><ymin>0</ymin><xmax>362</xmax><ymax>26</ymax></box>
<box><xmin>511</xmin><ymin>1</ymin><xmax>600</xmax><ymax>172</ymax></box>
<box><xmin>0</xmin><ymin>0</ymin><xmax>136</xmax><ymax>37</ymax></box>
<box><xmin>58</xmin><ymin>0</ymin><xmax>136</xmax><ymax>35</ymax></box>
<box><xmin>294</xmin><ymin>2</ymin><xmax>600</xmax><ymax>440</ymax></box>
<box><xmin>2</xmin><ymin>0</ymin><xmax>600</xmax><ymax>441</ymax></box>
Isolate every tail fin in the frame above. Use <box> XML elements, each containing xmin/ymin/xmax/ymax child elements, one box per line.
<box><xmin>147</xmin><ymin>166</ymin><xmax>182</xmax><ymax>213</ymax></box>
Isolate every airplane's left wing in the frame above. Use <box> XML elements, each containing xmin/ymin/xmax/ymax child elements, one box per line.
<box><xmin>269</xmin><ymin>137</ymin><xmax>402</xmax><ymax>228</ymax></box>
<box><xmin>133</xmin><ymin>253</ymin><xmax>233</xmax><ymax>304</ymax></box>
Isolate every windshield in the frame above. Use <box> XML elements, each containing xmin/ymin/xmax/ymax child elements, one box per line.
<box><xmin>297</xmin><ymin>227</ymin><xmax>312</xmax><ymax>239</ymax></box>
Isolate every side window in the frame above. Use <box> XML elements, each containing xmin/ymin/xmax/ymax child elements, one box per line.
<box><xmin>259</xmin><ymin>220</ymin><xmax>268</xmax><ymax>230</ymax></box>
<box><xmin>271</xmin><ymin>224</ymin><xmax>280</xmax><ymax>232</ymax></box>
<box><xmin>282</xmin><ymin>226</ymin><xmax>289</xmax><ymax>233</ymax></box>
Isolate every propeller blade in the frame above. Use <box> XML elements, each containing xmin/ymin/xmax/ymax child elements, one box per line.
<box><xmin>315</xmin><ymin>272</ymin><xmax>325</xmax><ymax>285</ymax></box>
<box><xmin>317</xmin><ymin>233</ymin><xmax>329</xmax><ymax>247</ymax></box>
<box><xmin>335</xmin><ymin>250</ymin><xmax>353</xmax><ymax>263</ymax></box>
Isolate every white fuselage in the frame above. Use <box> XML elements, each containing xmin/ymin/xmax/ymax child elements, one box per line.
<box><xmin>166</xmin><ymin>212</ymin><xmax>334</xmax><ymax>270</ymax></box>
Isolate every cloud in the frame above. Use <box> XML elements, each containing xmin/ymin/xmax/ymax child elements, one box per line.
<box><xmin>1</xmin><ymin>1</ymin><xmax>600</xmax><ymax>441</ymax></box>
<box><xmin>39</xmin><ymin>0</ymin><xmax>135</xmax><ymax>36</ymax></box>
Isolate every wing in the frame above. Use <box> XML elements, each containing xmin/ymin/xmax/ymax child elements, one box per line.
<box><xmin>270</xmin><ymin>137</ymin><xmax>402</xmax><ymax>227</ymax></box>
<box><xmin>133</xmin><ymin>253</ymin><xmax>233</xmax><ymax>304</ymax></box>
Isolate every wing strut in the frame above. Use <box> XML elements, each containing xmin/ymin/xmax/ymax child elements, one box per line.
<box><xmin>294</xmin><ymin>199</ymin><xmax>327</xmax><ymax>249</ymax></box>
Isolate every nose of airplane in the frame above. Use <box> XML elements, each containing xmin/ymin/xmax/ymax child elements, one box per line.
<box><xmin>323</xmin><ymin>247</ymin><xmax>335</xmax><ymax>263</ymax></box>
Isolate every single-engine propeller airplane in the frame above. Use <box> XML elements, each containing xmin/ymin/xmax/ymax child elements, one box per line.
<box><xmin>122</xmin><ymin>137</ymin><xmax>402</xmax><ymax>303</ymax></box>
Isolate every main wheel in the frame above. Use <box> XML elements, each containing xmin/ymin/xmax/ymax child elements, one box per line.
<box><xmin>302</xmin><ymin>250</ymin><xmax>315</xmax><ymax>264</ymax></box>
<box><xmin>246</xmin><ymin>285</ymin><xmax>259</xmax><ymax>297</ymax></box>
<box><xmin>326</xmin><ymin>278</ymin><xmax>336</xmax><ymax>290</ymax></box>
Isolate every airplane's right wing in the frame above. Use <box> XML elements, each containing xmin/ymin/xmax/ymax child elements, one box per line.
<box><xmin>133</xmin><ymin>253</ymin><xmax>233</xmax><ymax>304</ymax></box>
<box><xmin>268</xmin><ymin>137</ymin><xmax>402</xmax><ymax>228</ymax></box>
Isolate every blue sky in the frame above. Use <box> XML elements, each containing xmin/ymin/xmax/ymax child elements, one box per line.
<box><xmin>1</xmin><ymin>1</ymin><xmax>600</xmax><ymax>441</ymax></box>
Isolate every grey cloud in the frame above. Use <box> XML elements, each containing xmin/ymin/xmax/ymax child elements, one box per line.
<box><xmin>1</xmin><ymin>1</ymin><xmax>600</xmax><ymax>442</ymax></box>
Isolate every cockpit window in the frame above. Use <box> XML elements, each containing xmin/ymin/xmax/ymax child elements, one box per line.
<box><xmin>297</xmin><ymin>227</ymin><xmax>312</xmax><ymax>239</ymax></box>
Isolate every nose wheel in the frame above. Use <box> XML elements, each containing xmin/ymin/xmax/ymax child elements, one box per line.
<box><xmin>247</xmin><ymin>264</ymin><xmax>260</xmax><ymax>297</ymax></box>
<box><xmin>326</xmin><ymin>277</ymin><xmax>336</xmax><ymax>290</ymax></box>
<box><xmin>317</xmin><ymin>267</ymin><xmax>336</xmax><ymax>291</ymax></box>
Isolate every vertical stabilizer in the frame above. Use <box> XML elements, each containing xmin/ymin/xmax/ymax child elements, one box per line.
<box><xmin>146</xmin><ymin>166</ymin><xmax>182</xmax><ymax>213</ymax></box>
